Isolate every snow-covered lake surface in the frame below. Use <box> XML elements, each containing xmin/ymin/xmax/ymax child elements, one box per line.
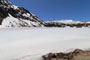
<box><xmin>0</xmin><ymin>27</ymin><xmax>90</xmax><ymax>60</ymax></box>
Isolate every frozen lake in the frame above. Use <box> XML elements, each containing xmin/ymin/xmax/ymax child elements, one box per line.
<box><xmin>0</xmin><ymin>27</ymin><xmax>90</xmax><ymax>60</ymax></box>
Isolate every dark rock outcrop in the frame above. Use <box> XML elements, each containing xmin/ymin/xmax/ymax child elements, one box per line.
<box><xmin>44</xmin><ymin>21</ymin><xmax>90</xmax><ymax>28</ymax></box>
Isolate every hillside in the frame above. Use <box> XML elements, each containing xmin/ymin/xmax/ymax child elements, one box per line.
<box><xmin>0</xmin><ymin>0</ymin><xmax>43</xmax><ymax>27</ymax></box>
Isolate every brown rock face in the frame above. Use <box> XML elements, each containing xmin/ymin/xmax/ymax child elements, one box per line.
<box><xmin>42</xmin><ymin>49</ymin><xmax>90</xmax><ymax>60</ymax></box>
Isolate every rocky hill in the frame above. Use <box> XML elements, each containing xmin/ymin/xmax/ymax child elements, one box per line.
<box><xmin>44</xmin><ymin>20</ymin><xmax>90</xmax><ymax>28</ymax></box>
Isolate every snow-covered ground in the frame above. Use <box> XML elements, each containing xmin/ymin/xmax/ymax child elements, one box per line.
<box><xmin>0</xmin><ymin>27</ymin><xmax>90</xmax><ymax>60</ymax></box>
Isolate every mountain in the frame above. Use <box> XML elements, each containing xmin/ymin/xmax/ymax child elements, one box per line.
<box><xmin>44</xmin><ymin>20</ymin><xmax>90</xmax><ymax>28</ymax></box>
<box><xmin>87</xmin><ymin>21</ymin><xmax>90</xmax><ymax>23</ymax></box>
<box><xmin>0</xmin><ymin>0</ymin><xmax>43</xmax><ymax>27</ymax></box>
<box><xmin>46</xmin><ymin>20</ymin><xmax>83</xmax><ymax>24</ymax></box>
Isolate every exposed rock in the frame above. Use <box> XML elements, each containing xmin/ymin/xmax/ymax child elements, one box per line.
<box><xmin>44</xmin><ymin>21</ymin><xmax>90</xmax><ymax>28</ymax></box>
<box><xmin>42</xmin><ymin>49</ymin><xmax>90</xmax><ymax>60</ymax></box>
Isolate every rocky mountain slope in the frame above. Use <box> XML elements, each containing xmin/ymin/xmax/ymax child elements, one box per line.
<box><xmin>0</xmin><ymin>0</ymin><xmax>90</xmax><ymax>28</ymax></box>
<box><xmin>44</xmin><ymin>20</ymin><xmax>90</xmax><ymax>28</ymax></box>
<box><xmin>0</xmin><ymin>0</ymin><xmax>43</xmax><ymax>27</ymax></box>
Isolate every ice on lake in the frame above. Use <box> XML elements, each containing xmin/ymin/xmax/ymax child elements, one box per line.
<box><xmin>0</xmin><ymin>27</ymin><xmax>90</xmax><ymax>60</ymax></box>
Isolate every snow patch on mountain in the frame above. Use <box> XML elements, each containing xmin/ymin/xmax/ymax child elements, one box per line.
<box><xmin>87</xmin><ymin>21</ymin><xmax>90</xmax><ymax>23</ymax></box>
<box><xmin>47</xmin><ymin>20</ymin><xmax>83</xmax><ymax>24</ymax></box>
<box><xmin>1</xmin><ymin>14</ymin><xmax>41</xmax><ymax>27</ymax></box>
<box><xmin>10</xmin><ymin>5</ymin><xmax>18</xmax><ymax>10</ymax></box>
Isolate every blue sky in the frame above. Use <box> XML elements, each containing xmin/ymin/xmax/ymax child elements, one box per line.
<box><xmin>9</xmin><ymin>0</ymin><xmax>90</xmax><ymax>21</ymax></box>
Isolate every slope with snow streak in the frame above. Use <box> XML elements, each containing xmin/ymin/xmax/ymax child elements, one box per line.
<box><xmin>1</xmin><ymin>14</ymin><xmax>41</xmax><ymax>27</ymax></box>
<box><xmin>0</xmin><ymin>0</ymin><xmax>43</xmax><ymax>27</ymax></box>
<box><xmin>0</xmin><ymin>28</ymin><xmax>90</xmax><ymax>60</ymax></box>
